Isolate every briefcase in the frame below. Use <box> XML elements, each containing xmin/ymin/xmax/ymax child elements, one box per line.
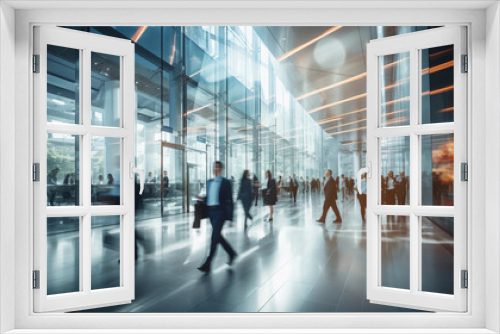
<box><xmin>193</xmin><ymin>199</ymin><xmax>207</xmax><ymax>229</ymax></box>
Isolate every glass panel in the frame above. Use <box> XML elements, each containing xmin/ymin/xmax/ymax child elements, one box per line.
<box><xmin>421</xmin><ymin>45</ymin><xmax>454</xmax><ymax>124</ymax></box>
<box><xmin>47</xmin><ymin>133</ymin><xmax>80</xmax><ymax>206</ymax></box>
<box><xmin>47</xmin><ymin>216</ymin><xmax>80</xmax><ymax>295</ymax></box>
<box><xmin>380</xmin><ymin>52</ymin><xmax>410</xmax><ymax>127</ymax></box>
<box><xmin>186</xmin><ymin>83</ymin><xmax>215</xmax><ymax>150</ymax></box>
<box><xmin>380</xmin><ymin>215</ymin><xmax>410</xmax><ymax>290</ymax></box>
<box><xmin>91</xmin><ymin>52</ymin><xmax>121</xmax><ymax>127</ymax></box>
<box><xmin>380</xmin><ymin>136</ymin><xmax>410</xmax><ymax>205</ymax></box>
<box><xmin>161</xmin><ymin>146</ymin><xmax>183</xmax><ymax>216</ymax></box>
<box><xmin>47</xmin><ymin>45</ymin><xmax>80</xmax><ymax>124</ymax></box>
<box><xmin>421</xmin><ymin>134</ymin><xmax>454</xmax><ymax>206</ymax></box>
<box><xmin>91</xmin><ymin>216</ymin><xmax>121</xmax><ymax>290</ymax></box>
<box><xmin>187</xmin><ymin>150</ymin><xmax>207</xmax><ymax>211</ymax></box>
<box><xmin>421</xmin><ymin>216</ymin><xmax>454</xmax><ymax>295</ymax></box>
<box><xmin>91</xmin><ymin>137</ymin><xmax>121</xmax><ymax>205</ymax></box>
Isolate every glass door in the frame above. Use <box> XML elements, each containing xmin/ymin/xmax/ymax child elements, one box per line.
<box><xmin>161</xmin><ymin>144</ymin><xmax>184</xmax><ymax>216</ymax></box>
<box><xmin>364</xmin><ymin>26</ymin><xmax>467</xmax><ymax>312</ymax></box>
<box><xmin>33</xmin><ymin>26</ymin><xmax>139</xmax><ymax>312</ymax></box>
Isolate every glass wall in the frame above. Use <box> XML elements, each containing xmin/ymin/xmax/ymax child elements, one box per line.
<box><xmin>68</xmin><ymin>26</ymin><xmax>334</xmax><ymax>220</ymax></box>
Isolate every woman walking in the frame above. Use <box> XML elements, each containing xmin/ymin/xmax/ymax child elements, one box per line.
<box><xmin>237</xmin><ymin>170</ymin><xmax>253</xmax><ymax>227</ymax></box>
<box><xmin>263</xmin><ymin>170</ymin><xmax>277</xmax><ymax>221</ymax></box>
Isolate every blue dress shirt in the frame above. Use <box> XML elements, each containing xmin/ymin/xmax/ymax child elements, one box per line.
<box><xmin>207</xmin><ymin>176</ymin><xmax>223</xmax><ymax>206</ymax></box>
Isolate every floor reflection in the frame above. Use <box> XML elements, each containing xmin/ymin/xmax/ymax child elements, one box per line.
<box><xmin>48</xmin><ymin>190</ymin><xmax>455</xmax><ymax>312</ymax></box>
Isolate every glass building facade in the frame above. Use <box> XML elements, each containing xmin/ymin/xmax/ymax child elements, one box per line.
<box><xmin>55</xmin><ymin>26</ymin><xmax>337</xmax><ymax>220</ymax></box>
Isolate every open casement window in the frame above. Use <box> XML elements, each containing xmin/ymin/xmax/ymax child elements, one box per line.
<box><xmin>364</xmin><ymin>26</ymin><xmax>467</xmax><ymax>312</ymax></box>
<box><xmin>33</xmin><ymin>26</ymin><xmax>142</xmax><ymax>312</ymax></box>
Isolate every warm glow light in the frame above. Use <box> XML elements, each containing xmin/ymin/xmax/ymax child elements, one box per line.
<box><xmin>233</xmin><ymin>95</ymin><xmax>256</xmax><ymax>104</ymax></box>
<box><xmin>432</xmin><ymin>141</ymin><xmax>454</xmax><ymax>185</ymax></box>
<box><xmin>300</xmin><ymin>57</ymin><xmax>451</xmax><ymax>112</ymax></box>
<box><xmin>323</xmin><ymin>118</ymin><xmax>366</xmax><ymax>131</ymax></box>
<box><xmin>422</xmin><ymin>85</ymin><xmax>454</xmax><ymax>96</ymax></box>
<box><xmin>422</xmin><ymin>60</ymin><xmax>454</xmax><ymax>75</ymax></box>
<box><xmin>381</xmin><ymin>117</ymin><xmax>407</xmax><ymax>126</ymax></box>
<box><xmin>317</xmin><ymin>116</ymin><xmax>343</xmax><ymax>125</ymax></box>
<box><xmin>308</xmin><ymin>93</ymin><xmax>367</xmax><ymax>114</ymax></box>
<box><xmin>440</xmin><ymin>107</ymin><xmax>454</xmax><ymax>113</ymax></box>
<box><xmin>317</xmin><ymin>107</ymin><xmax>367</xmax><ymax>125</ymax></box>
<box><xmin>169</xmin><ymin>32</ymin><xmax>176</xmax><ymax>64</ymax></box>
<box><xmin>327</xmin><ymin>126</ymin><xmax>367</xmax><ymax>136</ymax></box>
<box><xmin>429</xmin><ymin>48</ymin><xmax>453</xmax><ymax>58</ymax></box>
<box><xmin>184</xmin><ymin>103</ymin><xmax>212</xmax><ymax>116</ymax></box>
<box><xmin>383</xmin><ymin>96</ymin><xmax>410</xmax><ymax>107</ymax></box>
<box><xmin>277</xmin><ymin>26</ymin><xmax>343</xmax><ymax>62</ymax></box>
<box><xmin>342</xmin><ymin>140</ymin><xmax>365</xmax><ymax>145</ymax></box>
<box><xmin>297</xmin><ymin>58</ymin><xmax>407</xmax><ymax>102</ymax></box>
<box><xmin>188</xmin><ymin>68</ymin><xmax>204</xmax><ymax>78</ymax></box>
<box><xmin>131</xmin><ymin>26</ymin><xmax>148</xmax><ymax>43</ymax></box>
<box><xmin>297</xmin><ymin>73</ymin><xmax>366</xmax><ymax>101</ymax></box>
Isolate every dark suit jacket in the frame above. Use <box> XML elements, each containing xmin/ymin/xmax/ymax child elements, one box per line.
<box><xmin>208</xmin><ymin>177</ymin><xmax>234</xmax><ymax>221</ymax></box>
<box><xmin>324</xmin><ymin>176</ymin><xmax>338</xmax><ymax>203</ymax></box>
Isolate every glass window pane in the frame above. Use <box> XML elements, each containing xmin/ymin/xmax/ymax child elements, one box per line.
<box><xmin>421</xmin><ymin>216</ymin><xmax>454</xmax><ymax>295</ymax></box>
<box><xmin>186</xmin><ymin>83</ymin><xmax>214</xmax><ymax>150</ymax></box>
<box><xmin>47</xmin><ymin>45</ymin><xmax>80</xmax><ymax>124</ymax></box>
<box><xmin>47</xmin><ymin>133</ymin><xmax>80</xmax><ymax>206</ymax></box>
<box><xmin>421</xmin><ymin>45</ymin><xmax>454</xmax><ymax>124</ymax></box>
<box><xmin>91</xmin><ymin>52</ymin><xmax>121</xmax><ymax>127</ymax></box>
<box><xmin>421</xmin><ymin>134</ymin><xmax>454</xmax><ymax>206</ymax></box>
<box><xmin>380</xmin><ymin>52</ymin><xmax>410</xmax><ymax>127</ymax></box>
<box><xmin>91</xmin><ymin>137</ymin><xmax>121</xmax><ymax>205</ymax></box>
<box><xmin>380</xmin><ymin>215</ymin><xmax>410</xmax><ymax>290</ymax></box>
<box><xmin>91</xmin><ymin>216</ymin><xmax>121</xmax><ymax>290</ymax></box>
<box><xmin>380</xmin><ymin>136</ymin><xmax>410</xmax><ymax>205</ymax></box>
<box><xmin>47</xmin><ymin>217</ymin><xmax>80</xmax><ymax>295</ymax></box>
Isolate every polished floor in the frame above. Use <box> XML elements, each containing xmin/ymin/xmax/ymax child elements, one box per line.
<box><xmin>58</xmin><ymin>190</ymin><xmax>454</xmax><ymax>313</ymax></box>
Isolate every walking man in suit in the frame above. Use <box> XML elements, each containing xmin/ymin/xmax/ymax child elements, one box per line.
<box><xmin>317</xmin><ymin>169</ymin><xmax>342</xmax><ymax>224</ymax></box>
<box><xmin>198</xmin><ymin>161</ymin><xmax>237</xmax><ymax>273</ymax></box>
<box><xmin>291</xmin><ymin>173</ymin><xmax>299</xmax><ymax>203</ymax></box>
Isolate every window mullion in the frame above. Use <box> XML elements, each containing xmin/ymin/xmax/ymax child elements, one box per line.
<box><xmin>409</xmin><ymin>46</ymin><xmax>419</xmax><ymax>295</ymax></box>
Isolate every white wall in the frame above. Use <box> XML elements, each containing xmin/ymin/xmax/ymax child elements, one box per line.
<box><xmin>485</xmin><ymin>2</ymin><xmax>500</xmax><ymax>333</ymax></box>
<box><xmin>7</xmin><ymin>5</ymin><xmax>494</xmax><ymax>332</ymax></box>
<box><xmin>0</xmin><ymin>2</ymin><xmax>16</xmax><ymax>334</ymax></box>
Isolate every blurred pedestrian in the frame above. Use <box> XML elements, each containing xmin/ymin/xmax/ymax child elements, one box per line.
<box><xmin>198</xmin><ymin>161</ymin><xmax>237</xmax><ymax>273</ymax></box>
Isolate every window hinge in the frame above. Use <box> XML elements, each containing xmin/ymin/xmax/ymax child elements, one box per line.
<box><xmin>461</xmin><ymin>270</ymin><xmax>468</xmax><ymax>289</ymax></box>
<box><xmin>33</xmin><ymin>270</ymin><xmax>40</xmax><ymax>289</ymax></box>
<box><xmin>33</xmin><ymin>54</ymin><xmax>40</xmax><ymax>73</ymax></box>
<box><xmin>461</xmin><ymin>162</ymin><xmax>468</xmax><ymax>181</ymax></box>
<box><xmin>461</xmin><ymin>54</ymin><xmax>468</xmax><ymax>73</ymax></box>
<box><xmin>33</xmin><ymin>163</ymin><xmax>40</xmax><ymax>182</ymax></box>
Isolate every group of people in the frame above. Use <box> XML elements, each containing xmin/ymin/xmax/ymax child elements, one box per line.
<box><xmin>196</xmin><ymin>163</ymin><xmax>356</xmax><ymax>274</ymax></box>
<box><xmin>196</xmin><ymin>163</ymin><xmax>410</xmax><ymax>274</ymax></box>
<box><xmin>47</xmin><ymin>167</ymin><xmax>117</xmax><ymax>206</ymax></box>
<box><xmin>239</xmin><ymin>170</ymin><xmax>278</xmax><ymax>225</ymax></box>
<box><xmin>144</xmin><ymin>170</ymin><xmax>170</xmax><ymax>199</ymax></box>
<box><xmin>381</xmin><ymin>171</ymin><xmax>408</xmax><ymax>206</ymax></box>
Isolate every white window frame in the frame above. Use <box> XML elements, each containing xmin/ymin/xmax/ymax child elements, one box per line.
<box><xmin>33</xmin><ymin>26</ymin><xmax>137</xmax><ymax>313</ymax></box>
<box><xmin>1</xmin><ymin>2</ymin><xmax>498</xmax><ymax>334</ymax></box>
<box><xmin>365</xmin><ymin>26</ymin><xmax>467</xmax><ymax>312</ymax></box>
